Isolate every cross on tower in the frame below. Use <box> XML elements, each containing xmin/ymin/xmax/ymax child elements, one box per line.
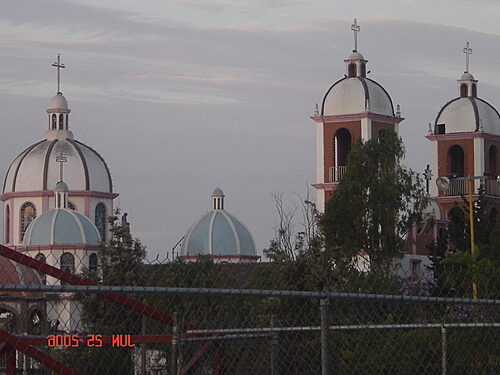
<box><xmin>463</xmin><ymin>42</ymin><xmax>472</xmax><ymax>73</ymax></box>
<box><xmin>423</xmin><ymin>164</ymin><xmax>432</xmax><ymax>194</ymax></box>
<box><xmin>52</xmin><ymin>54</ymin><xmax>65</xmax><ymax>94</ymax></box>
<box><xmin>351</xmin><ymin>18</ymin><xmax>360</xmax><ymax>52</ymax></box>
<box><xmin>56</xmin><ymin>152</ymin><xmax>67</xmax><ymax>182</ymax></box>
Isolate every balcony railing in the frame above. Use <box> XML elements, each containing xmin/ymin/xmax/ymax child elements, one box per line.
<box><xmin>443</xmin><ymin>177</ymin><xmax>500</xmax><ymax>197</ymax></box>
<box><xmin>328</xmin><ymin>166</ymin><xmax>347</xmax><ymax>183</ymax></box>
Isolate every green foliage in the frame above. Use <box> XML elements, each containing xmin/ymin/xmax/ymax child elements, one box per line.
<box><xmin>320</xmin><ymin>129</ymin><xmax>426</xmax><ymax>266</ymax></box>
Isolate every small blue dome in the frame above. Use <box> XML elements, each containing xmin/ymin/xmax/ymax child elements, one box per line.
<box><xmin>181</xmin><ymin>210</ymin><xmax>256</xmax><ymax>257</ymax></box>
<box><xmin>212</xmin><ymin>187</ymin><xmax>224</xmax><ymax>196</ymax></box>
<box><xmin>24</xmin><ymin>209</ymin><xmax>101</xmax><ymax>247</ymax></box>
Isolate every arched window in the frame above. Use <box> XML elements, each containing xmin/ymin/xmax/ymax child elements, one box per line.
<box><xmin>5</xmin><ymin>205</ymin><xmax>10</xmax><ymax>244</ymax></box>
<box><xmin>51</xmin><ymin>114</ymin><xmax>57</xmax><ymax>130</ymax></box>
<box><xmin>447</xmin><ymin>145</ymin><xmax>465</xmax><ymax>177</ymax></box>
<box><xmin>95</xmin><ymin>203</ymin><xmax>106</xmax><ymax>241</ymax></box>
<box><xmin>360</xmin><ymin>62</ymin><xmax>366</xmax><ymax>77</ymax></box>
<box><xmin>35</xmin><ymin>253</ymin><xmax>47</xmax><ymax>284</ymax></box>
<box><xmin>66</xmin><ymin>114</ymin><xmax>69</xmax><ymax>128</ymax></box>
<box><xmin>61</xmin><ymin>253</ymin><xmax>75</xmax><ymax>276</ymax></box>
<box><xmin>471</xmin><ymin>83</ymin><xmax>477</xmax><ymax>97</ymax></box>
<box><xmin>488</xmin><ymin>145</ymin><xmax>497</xmax><ymax>175</ymax></box>
<box><xmin>20</xmin><ymin>202</ymin><xmax>36</xmax><ymax>241</ymax></box>
<box><xmin>334</xmin><ymin>128</ymin><xmax>352</xmax><ymax>167</ymax></box>
<box><xmin>58</xmin><ymin>114</ymin><xmax>64</xmax><ymax>130</ymax></box>
<box><xmin>0</xmin><ymin>308</ymin><xmax>17</xmax><ymax>333</ymax></box>
<box><xmin>348</xmin><ymin>63</ymin><xmax>356</xmax><ymax>78</ymax></box>
<box><xmin>460</xmin><ymin>83</ymin><xmax>468</xmax><ymax>97</ymax></box>
<box><xmin>89</xmin><ymin>253</ymin><xmax>98</xmax><ymax>272</ymax></box>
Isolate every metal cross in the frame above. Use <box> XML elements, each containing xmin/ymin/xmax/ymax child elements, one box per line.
<box><xmin>52</xmin><ymin>54</ymin><xmax>65</xmax><ymax>94</ymax></box>
<box><xmin>463</xmin><ymin>42</ymin><xmax>472</xmax><ymax>73</ymax></box>
<box><xmin>423</xmin><ymin>164</ymin><xmax>432</xmax><ymax>194</ymax></box>
<box><xmin>351</xmin><ymin>18</ymin><xmax>360</xmax><ymax>52</ymax></box>
<box><xmin>56</xmin><ymin>152</ymin><xmax>67</xmax><ymax>182</ymax></box>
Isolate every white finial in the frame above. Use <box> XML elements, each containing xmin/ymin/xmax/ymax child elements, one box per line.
<box><xmin>351</xmin><ymin>18</ymin><xmax>360</xmax><ymax>52</ymax></box>
<box><xmin>396</xmin><ymin>104</ymin><xmax>401</xmax><ymax>117</ymax></box>
<box><xmin>428</xmin><ymin>123</ymin><xmax>433</xmax><ymax>135</ymax></box>
<box><xmin>463</xmin><ymin>42</ymin><xmax>472</xmax><ymax>73</ymax></box>
<box><xmin>52</xmin><ymin>54</ymin><xmax>65</xmax><ymax>94</ymax></box>
<box><xmin>314</xmin><ymin>103</ymin><xmax>320</xmax><ymax>116</ymax></box>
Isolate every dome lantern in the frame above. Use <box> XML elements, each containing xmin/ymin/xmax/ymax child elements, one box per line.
<box><xmin>344</xmin><ymin>19</ymin><xmax>367</xmax><ymax>78</ymax></box>
<box><xmin>457</xmin><ymin>42</ymin><xmax>478</xmax><ymax>98</ymax></box>
<box><xmin>46</xmin><ymin>55</ymin><xmax>72</xmax><ymax>136</ymax></box>
<box><xmin>212</xmin><ymin>187</ymin><xmax>225</xmax><ymax>210</ymax></box>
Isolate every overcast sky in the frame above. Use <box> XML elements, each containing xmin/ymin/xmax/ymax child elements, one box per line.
<box><xmin>0</xmin><ymin>0</ymin><xmax>499</xmax><ymax>261</ymax></box>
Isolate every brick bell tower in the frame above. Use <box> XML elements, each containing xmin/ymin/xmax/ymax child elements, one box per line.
<box><xmin>311</xmin><ymin>19</ymin><xmax>404</xmax><ymax>212</ymax></box>
<box><xmin>426</xmin><ymin>42</ymin><xmax>500</xmax><ymax>221</ymax></box>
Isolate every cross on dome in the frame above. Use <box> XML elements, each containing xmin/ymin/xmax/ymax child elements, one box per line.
<box><xmin>56</xmin><ymin>152</ymin><xmax>67</xmax><ymax>182</ymax></box>
<box><xmin>52</xmin><ymin>54</ymin><xmax>65</xmax><ymax>94</ymax></box>
<box><xmin>351</xmin><ymin>18</ymin><xmax>360</xmax><ymax>52</ymax></box>
<box><xmin>463</xmin><ymin>42</ymin><xmax>472</xmax><ymax>73</ymax></box>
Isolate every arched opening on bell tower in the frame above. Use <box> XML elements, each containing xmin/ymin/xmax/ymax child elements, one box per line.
<box><xmin>348</xmin><ymin>63</ymin><xmax>356</xmax><ymax>78</ymax></box>
<box><xmin>332</xmin><ymin>128</ymin><xmax>351</xmax><ymax>182</ymax></box>
<box><xmin>471</xmin><ymin>83</ymin><xmax>477</xmax><ymax>97</ymax></box>
<box><xmin>460</xmin><ymin>84</ymin><xmax>468</xmax><ymax>98</ymax></box>
<box><xmin>360</xmin><ymin>62</ymin><xmax>366</xmax><ymax>77</ymax></box>
<box><xmin>488</xmin><ymin>145</ymin><xmax>497</xmax><ymax>175</ymax></box>
<box><xmin>447</xmin><ymin>145</ymin><xmax>465</xmax><ymax>177</ymax></box>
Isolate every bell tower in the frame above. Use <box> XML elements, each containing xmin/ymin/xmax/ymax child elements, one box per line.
<box><xmin>311</xmin><ymin>19</ymin><xmax>403</xmax><ymax>212</ymax></box>
<box><xmin>426</xmin><ymin>42</ymin><xmax>500</xmax><ymax>218</ymax></box>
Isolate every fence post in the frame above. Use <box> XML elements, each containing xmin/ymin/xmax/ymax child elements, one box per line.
<box><xmin>320</xmin><ymin>298</ymin><xmax>331</xmax><ymax>375</ymax></box>
<box><xmin>270</xmin><ymin>314</ymin><xmax>279</xmax><ymax>375</ymax></box>
<box><xmin>171</xmin><ymin>311</ymin><xmax>179</xmax><ymax>375</ymax></box>
<box><xmin>441</xmin><ymin>326</ymin><xmax>447</xmax><ymax>375</ymax></box>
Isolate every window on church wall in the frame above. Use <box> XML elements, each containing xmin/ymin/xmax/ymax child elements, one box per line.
<box><xmin>34</xmin><ymin>253</ymin><xmax>47</xmax><ymax>285</ymax></box>
<box><xmin>60</xmin><ymin>253</ymin><xmax>75</xmax><ymax>285</ymax></box>
<box><xmin>488</xmin><ymin>145</ymin><xmax>497</xmax><ymax>175</ymax></box>
<box><xmin>5</xmin><ymin>205</ymin><xmax>9</xmax><ymax>244</ymax></box>
<box><xmin>95</xmin><ymin>203</ymin><xmax>106</xmax><ymax>241</ymax></box>
<box><xmin>460</xmin><ymin>84</ymin><xmax>468</xmax><ymax>97</ymax></box>
<box><xmin>348</xmin><ymin>63</ymin><xmax>356</xmax><ymax>77</ymax></box>
<box><xmin>360</xmin><ymin>62</ymin><xmax>366</xmax><ymax>77</ymax></box>
<box><xmin>58</xmin><ymin>114</ymin><xmax>64</xmax><ymax>130</ymax></box>
<box><xmin>447</xmin><ymin>145</ymin><xmax>465</xmax><ymax>177</ymax></box>
<box><xmin>89</xmin><ymin>253</ymin><xmax>98</xmax><ymax>272</ymax></box>
<box><xmin>20</xmin><ymin>202</ymin><xmax>36</xmax><ymax>242</ymax></box>
<box><xmin>471</xmin><ymin>83</ymin><xmax>477</xmax><ymax>97</ymax></box>
<box><xmin>51</xmin><ymin>114</ymin><xmax>57</xmax><ymax>130</ymax></box>
<box><xmin>27</xmin><ymin>310</ymin><xmax>43</xmax><ymax>335</ymax></box>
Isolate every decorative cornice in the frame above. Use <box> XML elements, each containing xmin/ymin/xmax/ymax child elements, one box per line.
<box><xmin>20</xmin><ymin>244</ymin><xmax>101</xmax><ymax>251</ymax></box>
<box><xmin>310</xmin><ymin>112</ymin><xmax>403</xmax><ymax>125</ymax></box>
<box><xmin>425</xmin><ymin>132</ymin><xmax>500</xmax><ymax>142</ymax></box>
<box><xmin>312</xmin><ymin>183</ymin><xmax>337</xmax><ymax>191</ymax></box>
<box><xmin>46</xmin><ymin>109</ymin><xmax>70</xmax><ymax>114</ymax></box>
<box><xmin>0</xmin><ymin>190</ymin><xmax>119</xmax><ymax>201</ymax></box>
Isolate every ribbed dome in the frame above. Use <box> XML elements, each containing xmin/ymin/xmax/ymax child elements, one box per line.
<box><xmin>0</xmin><ymin>256</ymin><xmax>43</xmax><ymax>297</ymax></box>
<box><xmin>23</xmin><ymin>208</ymin><xmax>101</xmax><ymax>247</ymax></box>
<box><xmin>435</xmin><ymin>97</ymin><xmax>500</xmax><ymax>134</ymax></box>
<box><xmin>181</xmin><ymin>190</ymin><xmax>256</xmax><ymax>257</ymax></box>
<box><xmin>3</xmin><ymin>138</ymin><xmax>113</xmax><ymax>194</ymax></box>
<box><xmin>322</xmin><ymin>77</ymin><xmax>394</xmax><ymax>117</ymax></box>
<box><xmin>48</xmin><ymin>93</ymin><xmax>68</xmax><ymax>111</ymax></box>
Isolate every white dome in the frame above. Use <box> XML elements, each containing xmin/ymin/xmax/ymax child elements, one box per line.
<box><xmin>322</xmin><ymin>77</ymin><xmax>394</xmax><ymax>117</ymax></box>
<box><xmin>347</xmin><ymin>51</ymin><xmax>365</xmax><ymax>60</ymax></box>
<box><xmin>3</xmin><ymin>138</ymin><xmax>113</xmax><ymax>194</ymax></box>
<box><xmin>23</xmin><ymin>208</ymin><xmax>101</xmax><ymax>247</ymax></box>
<box><xmin>460</xmin><ymin>72</ymin><xmax>475</xmax><ymax>81</ymax></box>
<box><xmin>435</xmin><ymin>97</ymin><xmax>500</xmax><ymax>134</ymax></box>
<box><xmin>48</xmin><ymin>93</ymin><xmax>68</xmax><ymax>111</ymax></box>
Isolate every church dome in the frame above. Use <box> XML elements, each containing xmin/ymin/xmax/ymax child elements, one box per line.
<box><xmin>435</xmin><ymin>97</ymin><xmax>500</xmax><ymax>134</ymax></box>
<box><xmin>23</xmin><ymin>208</ymin><xmax>101</xmax><ymax>247</ymax></box>
<box><xmin>48</xmin><ymin>93</ymin><xmax>69</xmax><ymax>111</ymax></box>
<box><xmin>0</xmin><ymin>256</ymin><xmax>43</xmax><ymax>297</ymax></box>
<box><xmin>180</xmin><ymin>189</ymin><xmax>256</xmax><ymax>258</ymax></box>
<box><xmin>3</xmin><ymin>138</ymin><xmax>113</xmax><ymax>194</ymax></box>
<box><xmin>322</xmin><ymin>77</ymin><xmax>395</xmax><ymax>117</ymax></box>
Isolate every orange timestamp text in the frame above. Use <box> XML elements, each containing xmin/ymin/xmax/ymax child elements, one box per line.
<box><xmin>47</xmin><ymin>334</ymin><xmax>135</xmax><ymax>347</ymax></box>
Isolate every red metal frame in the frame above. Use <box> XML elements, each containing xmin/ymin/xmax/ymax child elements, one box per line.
<box><xmin>0</xmin><ymin>244</ymin><xmax>217</xmax><ymax>374</ymax></box>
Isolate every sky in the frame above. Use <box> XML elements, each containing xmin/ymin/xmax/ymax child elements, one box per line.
<box><xmin>0</xmin><ymin>0</ymin><xmax>499</xmax><ymax>261</ymax></box>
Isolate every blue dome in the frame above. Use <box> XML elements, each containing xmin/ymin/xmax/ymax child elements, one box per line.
<box><xmin>181</xmin><ymin>210</ymin><xmax>256</xmax><ymax>257</ymax></box>
<box><xmin>23</xmin><ymin>209</ymin><xmax>101</xmax><ymax>247</ymax></box>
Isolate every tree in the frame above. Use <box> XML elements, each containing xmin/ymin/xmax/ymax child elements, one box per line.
<box><xmin>320</xmin><ymin>129</ymin><xmax>426</xmax><ymax>267</ymax></box>
<box><xmin>264</xmin><ymin>190</ymin><xmax>322</xmax><ymax>261</ymax></box>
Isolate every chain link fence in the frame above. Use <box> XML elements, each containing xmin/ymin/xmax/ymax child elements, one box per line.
<box><xmin>0</xmin><ymin>243</ymin><xmax>498</xmax><ymax>374</ymax></box>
